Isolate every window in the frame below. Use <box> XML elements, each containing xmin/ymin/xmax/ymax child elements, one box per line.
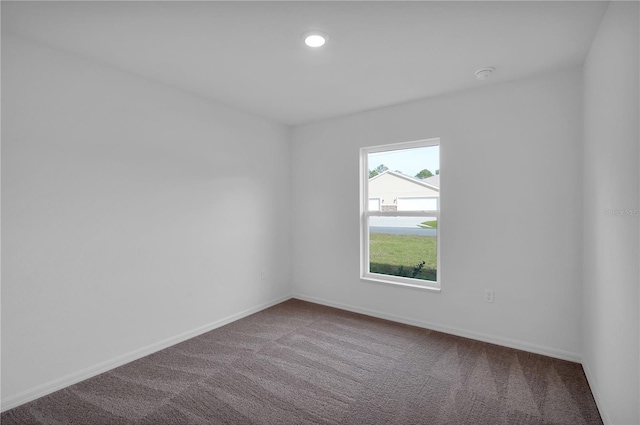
<box><xmin>360</xmin><ymin>138</ymin><xmax>440</xmax><ymax>290</ymax></box>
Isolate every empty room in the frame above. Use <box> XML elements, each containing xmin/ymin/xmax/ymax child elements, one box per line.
<box><xmin>1</xmin><ymin>1</ymin><xmax>638</xmax><ymax>424</ymax></box>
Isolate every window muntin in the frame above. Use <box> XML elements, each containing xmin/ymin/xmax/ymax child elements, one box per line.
<box><xmin>361</xmin><ymin>139</ymin><xmax>440</xmax><ymax>290</ymax></box>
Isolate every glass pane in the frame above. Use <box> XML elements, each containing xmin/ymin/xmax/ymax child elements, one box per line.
<box><xmin>368</xmin><ymin>145</ymin><xmax>439</xmax><ymax>213</ymax></box>
<box><xmin>369</xmin><ymin>216</ymin><xmax>437</xmax><ymax>281</ymax></box>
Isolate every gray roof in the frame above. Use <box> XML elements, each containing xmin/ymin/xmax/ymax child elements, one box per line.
<box><xmin>422</xmin><ymin>174</ymin><xmax>439</xmax><ymax>188</ymax></box>
<box><xmin>370</xmin><ymin>170</ymin><xmax>439</xmax><ymax>191</ymax></box>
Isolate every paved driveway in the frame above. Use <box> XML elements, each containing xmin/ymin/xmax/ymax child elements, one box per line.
<box><xmin>369</xmin><ymin>216</ymin><xmax>437</xmax><ymax>236</ymax></box>
<box><xmin>370</xmin><ymin>226</ymin><xmax>436</xmax><ymax>236</ymax></box>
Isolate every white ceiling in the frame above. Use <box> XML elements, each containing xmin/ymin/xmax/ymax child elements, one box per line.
<box><xmin>2</xmin><ymin>1</ymin><xmax>608</xmax><ymax>126</ymax></box>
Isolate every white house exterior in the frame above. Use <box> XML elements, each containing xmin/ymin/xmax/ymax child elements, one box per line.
<box><xmin>368</xmin><ymin>171</ymin><xmax>439</xmax><ymax>211</ymax></box>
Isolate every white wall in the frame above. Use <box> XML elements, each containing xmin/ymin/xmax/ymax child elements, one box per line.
<box><xmin>1</xmin><ymin>35</ymin><xmax>291</xmax><ymax>408</ymax></box>
<box><xmin>292</xmin><ymin>68</ymin><xmax>584</xmax><ymax>360</ymax></box>
<box><xmin>582</xmin><ymin>2</ymin><xmax>639</xmax><ymax>424</ymax></box>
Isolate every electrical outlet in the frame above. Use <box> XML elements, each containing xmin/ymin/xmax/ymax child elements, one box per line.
<box><xmin>484</xmin><ymin>289</ymin><xmax>494</xmax><ymax>303</ymax></box>
<box><xmin>261</xmin><ymin>269</ymin><xmax>268</xmax><ymax>280</ymax></box>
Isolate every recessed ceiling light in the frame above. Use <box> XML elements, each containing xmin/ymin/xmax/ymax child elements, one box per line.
<box><xmin>475</xmin><ymin>67</ymin><xmax>495</xmax><ymax>80</ymax></box>
<box><xmin>303</xmin><ymin>31</ymin><xmax>328</xmax><ymax>48</ymax></box>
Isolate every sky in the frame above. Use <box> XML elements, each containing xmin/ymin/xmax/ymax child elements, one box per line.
<box><xmin>368</xmin><ymin>145</ymin><xmax>439</xmax><ymax>177</ymax></box>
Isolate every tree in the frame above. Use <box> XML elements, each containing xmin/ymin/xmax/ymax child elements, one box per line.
<box><xmin>369</xmin><ymin>164</ymin><xmax>388</xmax><ymax>178</ymax></box>
<box><xmin>435</xmin><ymin>169</ymin><xmax>440</xmax><ymax>175</ymax></box>
<box><xmin>415</xmin><ymin>169</ymin><xmax>433</xmax><ymax>179</ymax></box>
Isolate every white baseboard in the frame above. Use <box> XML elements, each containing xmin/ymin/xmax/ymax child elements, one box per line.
<box><xmin>581</xmin><ymin>360</ymin><xmax>612</xmax><ymax>425</ymax></box>
<box><xmin>3</xmin><ymin>292</ymin><xmax>586</xmax><ymax>413</ymax></box>
<box><xmin>294</xmin><ymin>293</ymin><xmax>582</xmax><ymax>363</ymax></box>
<box><xmin>1</xmin><ymin>294</ymin><xmax>292</xmax><ymax>412</ymax></box>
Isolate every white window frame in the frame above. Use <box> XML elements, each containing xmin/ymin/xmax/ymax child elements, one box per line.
<box><xmin>360</xmin><ymin>138</ymin><xmax>441</xmax><ymax>291</ymax></box>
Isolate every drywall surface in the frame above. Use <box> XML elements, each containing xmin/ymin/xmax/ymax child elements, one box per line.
<box><xmin>292</xmin><ymin>68</ymin><xmax>584</xmax><ymax>359</ymax></box>
<box><xmin>582</xmin><ymin>2</ymin><xmax>640</xmax><ymax>424</ymax></box>
<box><xmin>1</xmin><ymin>35</ymin><xmax>291</xmax><ymax>406</ymax></box>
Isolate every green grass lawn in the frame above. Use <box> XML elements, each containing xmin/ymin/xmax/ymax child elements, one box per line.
<box><xmin>418</xmin><ymin>220</ymin><xmax>437</xmax><ymax>229</ymax></box>
<box><xmin>369</xmin><ymin>233</ymin><xmax>437</xmax><ymax>281</ymax></box>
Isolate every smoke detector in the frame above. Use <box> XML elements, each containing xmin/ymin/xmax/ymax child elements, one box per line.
<box><xmin>475</xmin><ymin>67</ymin><xmax>495</xmax><ymax>80</ymax></box>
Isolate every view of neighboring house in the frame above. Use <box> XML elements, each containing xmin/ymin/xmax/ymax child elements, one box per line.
<box><xmin>368</xmin><ymin>170</ymin><xmax>439</xmax><ymax>211</ymax></box>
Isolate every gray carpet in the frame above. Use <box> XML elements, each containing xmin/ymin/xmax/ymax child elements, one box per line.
<box><xmin>1</xmin><ymin>299</ymin><xmax>603</xmax><ymax>424</ymax></box>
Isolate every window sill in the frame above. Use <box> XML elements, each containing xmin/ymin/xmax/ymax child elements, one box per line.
<box><xmin>361</xmin><ymin>275</ymin><xmax>441</xmax><ymax>292</ymax></box>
